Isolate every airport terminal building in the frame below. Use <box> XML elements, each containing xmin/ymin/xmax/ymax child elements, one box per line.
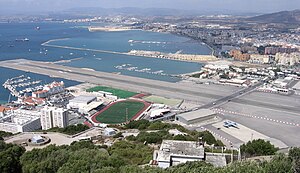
<box><xmin>175</xmin><ymin>109</ymin><xmax>216</xmax><ymax>125</ymax></box>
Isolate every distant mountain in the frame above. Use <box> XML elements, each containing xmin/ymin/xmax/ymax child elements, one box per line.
<box><xmin>63</xmin><ymin>7</ymin><xmax>205</xmax><ymax>16</ymax></box>
<box><xmin>248</xmin><ymin>9</ymin><xmax>300</xmax><ymax>24</ymax></box>
<box><xmin>62</xmin><ymin>7</ymin><xmax>250</xmax><ymax>17</ymax></box>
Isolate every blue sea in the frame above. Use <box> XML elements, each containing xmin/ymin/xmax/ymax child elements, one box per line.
<box><xmin>0</xmin><ymin>22</ymin><xmax>211</xmax><ymax>103</ymax></box>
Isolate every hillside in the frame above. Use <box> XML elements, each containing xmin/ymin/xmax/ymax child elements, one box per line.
<box><xmin>248</xmin><ymin>9</ymin><xmax>300</xmax><ymax>24</ymax></box>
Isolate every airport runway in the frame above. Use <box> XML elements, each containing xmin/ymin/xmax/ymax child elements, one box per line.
<box><xmin>1</xmin><ymin>59</ymin><xmax>299</xmax><ymax>147</ymax></box>
<box><xmin>0</xmin><ymin>59</ymin><xmax>238</xmax><ymax>104</ymax></box>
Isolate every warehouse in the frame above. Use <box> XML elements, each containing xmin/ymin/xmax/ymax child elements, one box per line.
<box><xmin>175</xmin><ymin>109</ymin><xmax>216</xmax><ymax>125</ymax></box>
<box><xmin>67</xmin><ymin>95</ymin><xmax>97</xmax><ymax>110</ymax></box>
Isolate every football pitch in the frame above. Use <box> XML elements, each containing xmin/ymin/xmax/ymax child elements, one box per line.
<box><xmin>95</xmin><ymin>100</ymin><xmax>147</xmax><ymax>124</ymax></box>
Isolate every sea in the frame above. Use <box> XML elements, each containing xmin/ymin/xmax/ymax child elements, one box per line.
<box><xmin>0</xmin><ymin>22</ymin><xmax>211</xmax><ymax>103</ymax></box>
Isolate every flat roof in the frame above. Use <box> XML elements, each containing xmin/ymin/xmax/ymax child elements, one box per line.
<box><xmin>176</xmin><ymin>109</ymin><xmax>216</xmax><ymax>122</ymax></box>
<box><xmin>292</xmin><ymin>81</ymin><xmax>300</xmax><ymax>90</ymax></box>
<box><xmin>157</xmin><ymin>140</ymin><xmax>205</xmax><ymax>161</ymax></box>
<box><xmin>69</xmin><ymin>95</ymin><xmax>96</xmax><ymax>103</ymax></box>
<box><xmin>82</xmin><ymin>101</ymin><xmax>104</xmax><ymax>112</ymax></box>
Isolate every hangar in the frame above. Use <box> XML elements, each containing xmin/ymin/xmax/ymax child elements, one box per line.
<box><xmin>175</xmin><ymin>109</ymin><xmax>216</xmax><ymax>125</ymax></box>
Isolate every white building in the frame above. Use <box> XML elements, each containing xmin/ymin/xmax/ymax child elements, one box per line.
<box><xmin>249</xmin><ymin>54</ymin><xmax>271</xmax><ymax>64</ymax></box>
<box><xmin>0</xmin><ymin>109</ymin><xmax>41</xmax><ymax>133</ymax></box>
<box><xmin>275</xmin><ymin>52</ymin><xmax>300</xmax><ymax>66</ymax></box>
<box><xmin>155</xmin><ymin>140</ymin><xmax>205</xmax><ymax>168</ymax></box>
<box><xmin>104</xmin><ymin>128</ymin><xmax>116</xmax><ymax>136</ymax></box>
<box><xmin>32</xmin><ymin>81</ymin><xmax>65</xmax><ymax>98</ymax></box>
<box><xmin>67</xmin><ymin>95</ymin><xmax>97</xmax><ymax>109</ymax></box>
<box><xmin>41</xmin><ymin>106</ymin><xmax>68</xmax><ymax>130</ymax></box>
<box><xmin>67</xmin><ymin>95</ymin><xmax>103</xmax><ymax>114</ymax></box>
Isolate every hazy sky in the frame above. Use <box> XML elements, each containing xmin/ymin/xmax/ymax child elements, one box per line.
<box><xmin>1</xmin><ymin>0</ymin><xmax>300</xmax><ymax>14</ymax></box>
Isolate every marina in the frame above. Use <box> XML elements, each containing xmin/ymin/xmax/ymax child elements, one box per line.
<box><xmin>2</xmin><ymin>75</ymin><xmax>43</xmax><ymax>98</ymax></box>
<box><xmin>0</xmin><ymin>22</ymin><xmax>208</xmax><ymax>102</ymax></box>
<box><xmin>114</xmin><ymin>64</ymin><xmax>168</xmax><ymax>76</ymax></box>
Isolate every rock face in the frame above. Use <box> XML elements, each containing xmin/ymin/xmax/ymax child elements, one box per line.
<box><xmin>248</xmin><ymin>10</ymin><xmax>300</xmax><ymax>24</ymax></box>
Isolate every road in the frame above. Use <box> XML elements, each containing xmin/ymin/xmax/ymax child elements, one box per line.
<box><xmin>1</xmin><ymin>59</ymin><xmax>299</xmax><ymax>147</ymax></box>
<box><xmin>199</xmin><ymin>82</ymin><xmax>263</xmax><ymax>109</ymax></box>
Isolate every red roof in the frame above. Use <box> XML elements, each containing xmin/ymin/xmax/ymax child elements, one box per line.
<box><xmin>23</xmin><ymin>97</ymin><xmax>46</xmax><ymax>105</ymax></box>
<box><xmin>0</xmin><ymin>106</ymin><xmax>13</xmax><ymax>113</ymax></box>
<box><xmin>33</xmin><ymin>90</ymin><xmax>48</xmax><ymax>94</ymax></box>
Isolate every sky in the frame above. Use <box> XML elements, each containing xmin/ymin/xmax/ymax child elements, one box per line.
<box><xmin>0</xmin><ymin>0</ymin><xmax>299</xmax><ymax>15</ymax></box>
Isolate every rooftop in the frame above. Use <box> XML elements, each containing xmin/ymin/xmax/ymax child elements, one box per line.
<box><xmin>292</xmin><ymin>81</ymin><xmax>300</xmax><ymax>90</ymax></box>
<box><xmin>69</xmin><ymin>95</ymin><xmax>96</xmax><ymax>103</ymax></box>
<box><xmin>176</xmin><ymin>109</ymin><xmax>216</xmax><ymax>121</ymax></box>
<box><xmin>157</xmin><ymin>140</ymin><xmax>205</xmax><ymax>162</ymax></box>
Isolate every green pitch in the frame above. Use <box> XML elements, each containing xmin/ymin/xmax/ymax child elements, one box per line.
<box><xmin>96</xmin><ymin>101</ymin><xmax>146</xmax><ymax>124</ymax></box>
<box><xmin>86</xmin><ymin>86</ymin><xmax>137</xmax><ymax>99</ymax></box>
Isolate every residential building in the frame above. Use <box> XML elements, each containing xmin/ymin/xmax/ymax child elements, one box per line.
<box><xmin>229</xmin><ymin>49</ymin><xmax>250</xmax><ymax>61</ymax></box>
<box><xmin>0</xmin><ymin>109</ymin><xmax>41</xmax><ymax>133</ymax></box>
<box><xmin>41</xmin><ymin>106</ymin><xmax>68</xmax><ymax>130</ymax></box>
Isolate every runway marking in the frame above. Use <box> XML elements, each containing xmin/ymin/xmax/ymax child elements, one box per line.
<box><xmin>213</xmin><ymin>108</ymin><xmax>300</xmax><ymax>128</ymax></box>
<box><xmin>224</xmin><ymin>101</ymin><xmax>300</xmax><ymax>116</ymax></box>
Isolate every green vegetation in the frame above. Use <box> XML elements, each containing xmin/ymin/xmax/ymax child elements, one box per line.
<box><xmin>0</xmin><ymin>141</ymin><xmax>25</xmax><ymax>173</ymax></box>
<box><xmin>5</xmin><ymin>140</ymin><xmax>152</xmax><ymax>173</ymax></box>
<box><xmin>96</xmin><ymin>101</ymin><xmax>146</xmax><ymax>124</ymax></box>
<box><xmin>125</xmin><ymin>120</ymin><xmax>224</xmax><ymax>146</ymax></box>
<box><xmin>143</xmin><ymin>95</ymin><xmax>182</xmax><ymax>106</ymax></box>
<box><xmin>86</xmin><ymin>86</ymin><xmax>137</xmax><ymax>99</ymax></box>
<box><xmin>240</xmin><ymin>139</ymin><xmax>278</xmax><ymax>158</ymax></box>
<box><xmin>44</xmin><ymin>124</ymin><xmax>89</xmax><ymax>135</ymax></box>
<box><xmin>0</xmin><ymin>131</ymin><xmax>14</xmax><ymax>140</ymax></box>
<box><xmin>1</xmin><ymin>134</ymin><xmax>300</xmax><ymax>173</ymax></box>
<box><xmin>108</xmin><ymin>141</ymin><xmax>153</xmax><ymax>165</ymax></box>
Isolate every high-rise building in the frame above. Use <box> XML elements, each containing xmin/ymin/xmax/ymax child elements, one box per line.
<box><xmin>0</xmin><ymin>109</ymin><xmax>41</xmax><ymax>133</ymax></box>
<box><xmin>41</xmin><ymin>106</ymin><xmax>68</xmax><ymax>130</ymax></box>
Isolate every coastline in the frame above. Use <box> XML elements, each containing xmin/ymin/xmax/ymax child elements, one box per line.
<box><xmin>88</xmin><ymin>26</ymin><xmax>142</xmax><ymax>32</ymax></box>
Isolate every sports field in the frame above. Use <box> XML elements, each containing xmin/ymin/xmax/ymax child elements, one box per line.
<box><xmin>92</xmin><ymin>100</ymin><xmax>150</xmax><ymax>124</ymax></box>
<box><xmin>86</xmin><ymin>86</ymin><xmax>138</xmax><ymax>99</ymax></box>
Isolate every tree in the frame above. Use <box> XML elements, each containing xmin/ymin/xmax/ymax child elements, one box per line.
<box><xmin>45</xmin><ymin>124</ymin><xmax>89</xmax><ymax>135</ymax></box>
<box><xmin>0</xmin><ymin>131</ymin><xmax>13</xmax><ymax>140</ymax></box>
<box><xmin>173</xmin><ymin>134</ymin><xmax>195</xmax><ymax>141</ymax></box>
<box><xmin>240</xmin><ymin>139</ymin><xmax>278</xmax><ymax>157</ymax></box>
<box><xmin>109</xmin><ymin>141</ymin><xmax>153</xmax><ymax>165</ymax></box>
<box><xmin>288</xmin><ymin>147</ymin><xmax>300</xmax><ymax>173</ymax></box>
<box><xmin>0</xmin><ymin>141</ymin><xmax>25</xmax><ymax>173</ymax></box>
<box><xmin>147</xmin><ymin>121</ymin><xmax>171</xmax><ymax>130</ymax></box>
<box><xmin>125</xmin><ymin>120</ymin><xmax>150</xmax><ymax>130</ymax></box>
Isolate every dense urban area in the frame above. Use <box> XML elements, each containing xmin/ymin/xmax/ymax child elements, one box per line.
<box><xmin>1</xmin><ymin>7</ymin><xmax>300</xmax><ymax>173</ymax></box>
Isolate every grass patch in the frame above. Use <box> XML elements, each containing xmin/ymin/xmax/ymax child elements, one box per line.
<box><xmin>143</xmin><ymin>95</ymin><xmax>182</xmax><ymax>106</ymax></box>
<box><xmin>86</xmin><ymin>86</ymin><xmax>137</xmax><ymax>99</ymax></box>
<box><xmin>96</xmin><ymin>101</ymin><xmax>146</xmax><ymax>124</ymax></box>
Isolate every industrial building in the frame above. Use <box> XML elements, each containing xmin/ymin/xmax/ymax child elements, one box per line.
<box><xmin>67</xmin><ymin>95</ymin><xmax>103</xmax><ymax>114</ymax></box>
<box><xmin>175</xmin><ymin>109</ymin><xmax>216</xmax><ymax>125</ymax></box>
<box><xmin>154</xmin><ymin>140</ymin><xmax>205</xmax><ymax>168</ymax></box>
<box><xmin>0</xmin><ymin>109</ymin><xmax>41</xmax><ymax>133</ymax></box>
<box><xmin>41</xmin><ymin>106</ymin><xmax>68</xmax><ymax>130</ymax></box>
